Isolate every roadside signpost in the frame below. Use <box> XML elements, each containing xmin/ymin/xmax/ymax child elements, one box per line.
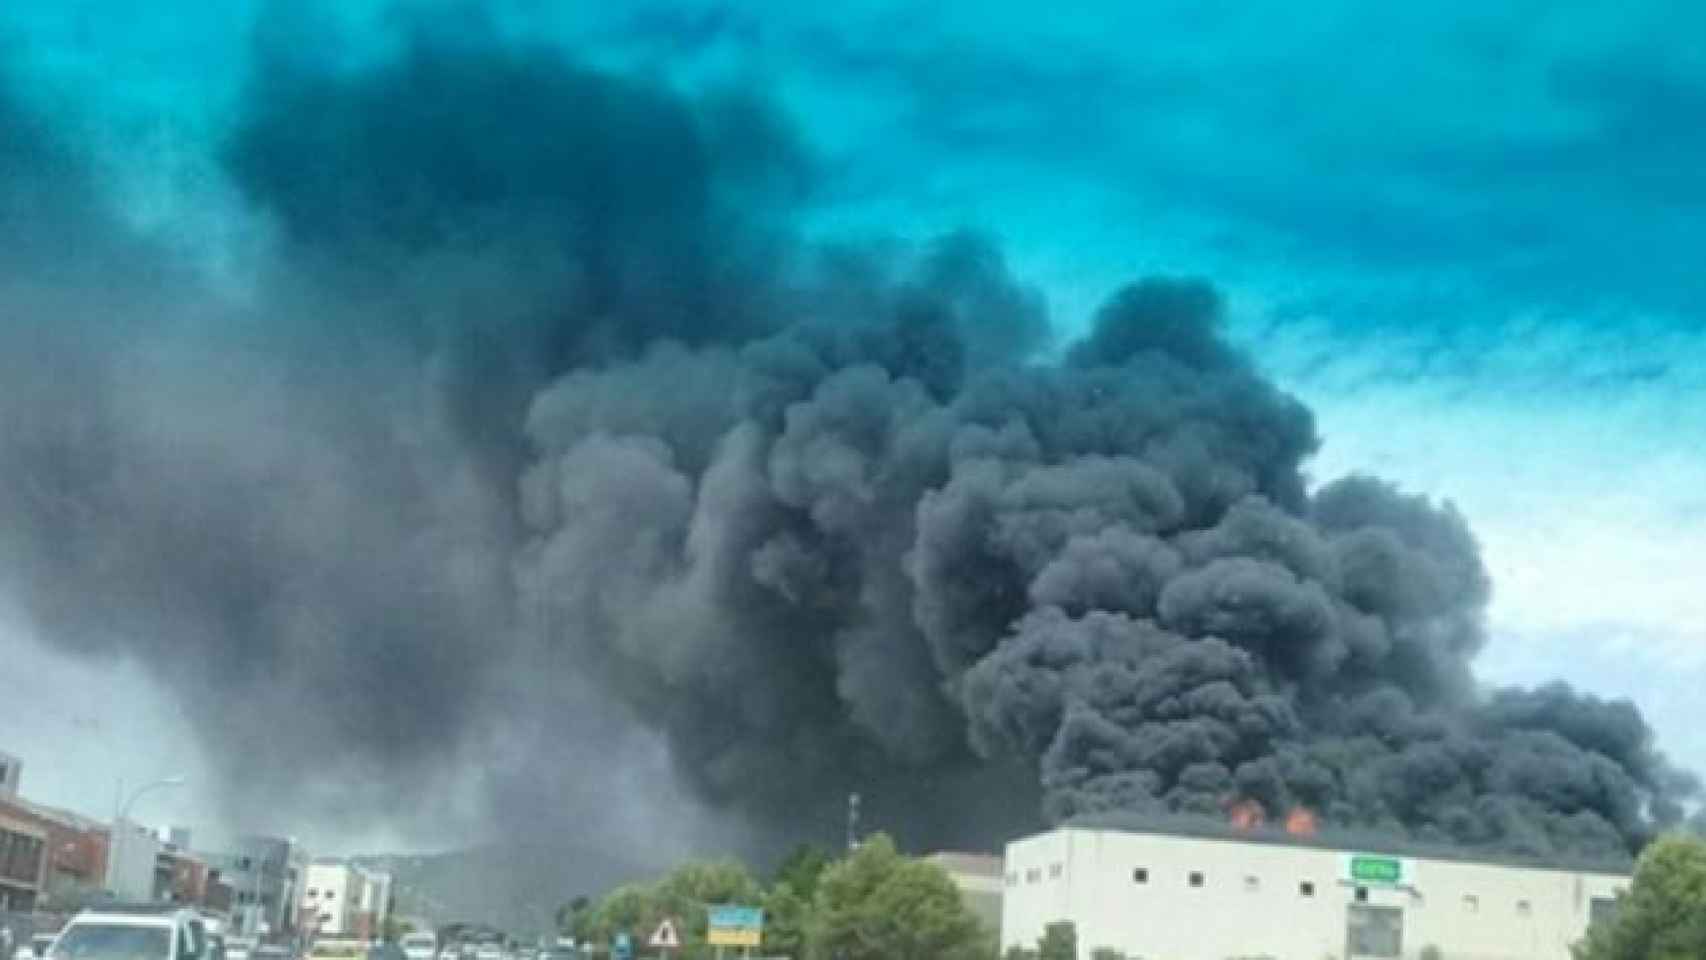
<box><xmin>611</xmin><ymin>932</ymin><xmax>631</xmax><ymax>960</ymax></box>
<box><xmin>706</xmin><ymin>906</ymin><xmax>763</xmax><ymax>960</ymax></box>
<box><xmin>647</xmin><ymin>919</ymin><xmax>680</xmax><ymax>954</ymax></box>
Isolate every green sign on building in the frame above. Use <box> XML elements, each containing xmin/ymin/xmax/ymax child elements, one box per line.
<box><xmin>1343</xmin><ymin>854</ymin><xmax>1409</xmax><ymax>887</ymax></box>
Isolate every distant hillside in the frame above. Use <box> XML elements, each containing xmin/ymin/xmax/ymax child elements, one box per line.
<box><xmin>355</xmin><ymin>840</ymin><xmax>654</xmax><ymax>936</ymax></box>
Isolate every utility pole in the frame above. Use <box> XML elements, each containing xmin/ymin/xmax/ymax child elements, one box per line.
<box><xmin>110</xmin><ymin>778</ymin><xmax>123</xmax><ymax>894</ymax></box>
<box><xmin>845</xmin><ymin>793</ymin><xmax>860</xmax><ymax>853</ymax></box>
<box><xmin>251</xmin><ymin>843</ymin><xmax>266</xmax><ymax>938</ymax></box>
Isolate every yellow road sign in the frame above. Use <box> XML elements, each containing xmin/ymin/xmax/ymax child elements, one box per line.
<box><xmin>705</xmin><ymin>929</ymin><xmax>760</xmax><ymax>948</ymax></box>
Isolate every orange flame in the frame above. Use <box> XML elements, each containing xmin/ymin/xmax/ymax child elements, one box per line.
<box><xmin>1284</xmin><ymin>806</ymin><xmax>1319</xmax><ymax>836</ymax></box>
<box><xmin>1226</xmin><ymin>798</ymin><xmax>1266</xmax><ymax>830</ymax></box>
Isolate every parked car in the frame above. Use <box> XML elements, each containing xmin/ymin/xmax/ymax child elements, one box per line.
<box><xmin>398</xmin><ymin>934</ymin><xmax>434</xmax><ymax>960</ymax></box>
<box><xmin>304</xmin><ymin>941</ymin><xmax>364</xmax><ymax>960</ymax></box>
<box><xmin>9</xmin><ymin>933</ymin><xmax>55</xmax><ymax>960</ymax></box>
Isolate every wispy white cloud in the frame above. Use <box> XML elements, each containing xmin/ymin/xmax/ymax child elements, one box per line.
<box><xmin>1247</xmin><ymin>310</ymin><xmax>1706</xmax><ymax>658</ymax></box>
<box><xmin>1244</xmin><ymin>310</ymin><xmax>1706</xmax><ymax>773</ymax></box>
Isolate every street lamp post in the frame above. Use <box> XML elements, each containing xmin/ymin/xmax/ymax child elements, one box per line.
<box><xmin>110</xmin><ymin>776</ymin><xmax>186</xmax><ymax>900</ymax></box>
<box><xmin>253</xmin><ymin>846</ymin><xmax>266</xmax><ymax>938</ymax></box>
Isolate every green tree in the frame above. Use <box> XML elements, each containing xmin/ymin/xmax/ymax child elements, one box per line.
<box><xmin>1089</xmin><ymin>948</ymin><xmax>1126</xmax><ymax>960</ymax></box>
<box><xmin>655</xmin><ymin>859</ymin><xmax>763</xmax><ymax>919</ymax></box>
<box><xmin>807</xmin><ymin>834</ymin><xmax>989</xmax><ymax>960</ymax></box>
<box><xmin>585</xmin><ymin>883</ymin><xmax>655</xmax><ymax>944</ymax></box>
<box><xmin>1036</xmin><ymin>922</ymin><xmax>1077</xmax><ymax>960</ymax></box>
<box><xmin>761</xmin><ymin>881</ymin><xmax>809</xmax><ymax>959</ymax></box>
<box><xmin>774</xmin><ymin>844</ymin><xmax>832</xmax><ymax>903</ymax></box>
<box><xmin>556</xmin><ymin>896</ymin><xmax>592</xmax><ymax>940</ymax></box>
<box><xmin>1002</xmin><ymin>947</ymin><xmax>1038</xmax><ymax>960</ymax></box>
<box><xmin>579</xmin><ymin>859</ymin><xmax>764</xmax><ymax>960</ymax></box>
<box><xmin>1574</xmin><ymin>834</ymin><xmax>1706</xmax><ymax>960</ymax></box>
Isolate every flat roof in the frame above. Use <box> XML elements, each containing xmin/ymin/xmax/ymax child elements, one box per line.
<box><xmin>70</xmin><ymin>908</ymin><xmax>195</xmax><ymax>926</ymax></box>
<box><xmin>925</xmin><ymin>852</ymin><xmax>1004</xmax><ymax>879</ymax></box>
<box><xmin>1</xmin><ymin>796</ymin><xmax>109</xmax><ymax>833</ymax></box>
<box><xmin>1054</xmin><ymin>812</ymin><xmax>1635</xmax><ymax>877</ymax></box>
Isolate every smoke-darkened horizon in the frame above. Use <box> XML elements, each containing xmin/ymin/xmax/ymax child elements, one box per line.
<box><xmin>0</xmin><ymin>6</ymin><xmax>1697</xmax><ymax>863</ymax></box>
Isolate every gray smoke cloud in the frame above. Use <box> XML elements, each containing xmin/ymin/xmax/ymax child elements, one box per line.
<box><xmin>0</xmin><ymin>8</ymin><xmax>1694</xmax><ymax>861</ymax></box>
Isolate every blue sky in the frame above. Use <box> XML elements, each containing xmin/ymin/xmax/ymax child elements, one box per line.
<box><xmin>4</xmin><ymin>0</ymin><xmax>1704</xmax><ymax>843</ymax></box>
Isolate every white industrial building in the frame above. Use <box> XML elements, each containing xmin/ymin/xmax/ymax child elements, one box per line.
<box><xmin>300</xmin><ymin>861</ymin><xmax>392</xmax><ymax>940</ymax></box>
<box><xmin>1001</xmin><ymin>823</ymin><xmax>1628</xmax><ymax>960</ymax></box>
<box><xmin>358</xmin><ymin>868</ymin><xmax>393</xmax><ymax>935</ymax></box>
<box><xmin>104</xmin><ymin>820</ymin><xmax>169</xmax><ymax>902</ymax></box>
<box><xmin>301</xmin><ymin>861</ymin><xmax>364</xmax><ymax>936</ymax></box>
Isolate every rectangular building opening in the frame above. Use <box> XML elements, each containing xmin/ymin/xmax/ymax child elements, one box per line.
<box><xmin>1345</xmin><ymin>904</ymin><xmax>1403</xmax><ymax>959</ymax></box>
<box><xmin>1132</xmin><ymin>867</ymin><xmax>1148</xmax><ymax>884</ymax></box>
<box><xmin>1300</xmin><ymin>881</ymin><xmax>1315</xmax><ymax>897</ymax></box>
<box><xmin>1188</xmin><ymin>871</ymin><xmax>1204</xmax><ymax>888</ymax></box>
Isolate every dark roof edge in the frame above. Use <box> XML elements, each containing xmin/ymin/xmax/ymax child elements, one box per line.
<box><xmin>1055</xmin><ymin>812</ymin><xmax>1635</xmax><ymax>877</ymax></box>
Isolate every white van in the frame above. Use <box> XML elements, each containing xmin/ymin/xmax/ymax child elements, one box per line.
<box><xmin>50</xmin><ymin>906</ymin><xmax>208</xmax><ymax>960</ymax></box>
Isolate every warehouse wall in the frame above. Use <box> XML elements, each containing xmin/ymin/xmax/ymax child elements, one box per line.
<box><xmin>1001</xmin><ymin>828</ymin><xmax>1627</xmax><ymax>960</ymax></box>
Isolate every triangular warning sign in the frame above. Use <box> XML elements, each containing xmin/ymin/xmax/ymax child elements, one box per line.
<box><xmin>648</xmin><ymin>918</ymin><xmax>682</xmax><ymax>949</ymax></box>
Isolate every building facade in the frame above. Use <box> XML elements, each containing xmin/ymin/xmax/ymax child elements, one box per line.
<box><xmin>301</xmin><ymin>862</ymin><xmax>360</xmax><ymax>936</ymax></box>
<box><xmin>0</xmin><ymin>753</ymin><xmax>110</xmax><ymax>911</ymax></box>
<box><xmin>0</xmin><ymin>812</ymin><xmax>45</xmax><ymax>913</ymax></box>
<box><xmin>300</xmin><ymin>863</ymin><xmax>392</xmax><ymax>942</ymax></box>
<box><xmin>166</xmin><ymin>851</ymin><xmax>210</xmax><ymax>906</ymax></box>
<box><xmin>213</xmin><ymin>836</ymin><xmax>307</xmax><ymax>938</ymax></box>
<box><xmin>1002</xmin><ymin>826</ymin><xmax>1628</xmax><ymax>960</ymax></box>
<box><xmin>353</xmin><ymin>870</ymin><xmax>391</xmax><ymax>941</ymax></box>
<box><xmin>0</xmin><ymin>798</ymin><xmax>109</xmax><ymax>911</ymax></box>
<box><xmin>925</xmin><ymin>852</ymin><xmax>1005</xmax><ymax>933</ymax></box>
<box><xmin>0</xmin><ymin>752</ymin><xmax>19</xmax><ymax>800</ymax></box>
<box><xmin>105</xmin><ymin>821</ymin><xmax>169</xmax><ymax>902</ymax></box>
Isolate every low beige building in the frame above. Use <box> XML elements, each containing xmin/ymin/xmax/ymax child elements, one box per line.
<box><xmin>925</xmin><ymin>852</ymin><xmax>1005</xmax><ymax>933</ymax></box>
<box><xmin>1002</xmin><ymin>823</ymin><xmax>1628</xmax><ymax>960</ymax></box>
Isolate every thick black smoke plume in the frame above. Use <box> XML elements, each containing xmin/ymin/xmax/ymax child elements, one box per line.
<box><xmin>521</xmin><ymin>272</ymin><xmax>1693</xmax><ymax>857</ymax></box>
<box><xmin>0</xmin><ymin>13</ymin><xmax>1693</xmax><ymax>859</ymax></box>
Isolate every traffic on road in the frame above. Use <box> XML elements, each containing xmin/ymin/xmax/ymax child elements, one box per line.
<box><xmin>15</xmin><ymin>911</ymin><xmax>584</xmax><ymax>960</ymax></box>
